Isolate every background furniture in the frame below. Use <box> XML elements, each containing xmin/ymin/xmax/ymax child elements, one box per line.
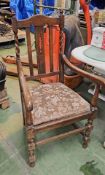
<box><xmin>0</xmin><ymin>61</ymin><xmax>9</xmax><ymax>109</ymax></box>
<box><xmin>72</xmin><ymin>45</ymin><xmax>105</xmax><ymax>71</ymax></box>
<box><xmin>71</xmin><ymin>44</ymin><xmax>105</xmax><ymax>146</ymax></box>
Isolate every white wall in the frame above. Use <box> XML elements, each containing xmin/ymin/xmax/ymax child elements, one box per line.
<box><xmin>55</xmin><ymin>0</ymin><xmax>80</xmax><ymax>15</ymax></box>
<box><xmin>55</xmin><ymin>0</ymin><xmax>71</xmax><ymax>8</ymax></box>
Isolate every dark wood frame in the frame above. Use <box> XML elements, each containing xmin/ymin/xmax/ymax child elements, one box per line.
<box><xmin>12</xmin><ymin>13</ymin><xmax>104</xmax><ymax>167</ymax></box>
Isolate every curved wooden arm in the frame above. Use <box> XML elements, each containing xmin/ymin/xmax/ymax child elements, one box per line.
<box><xmin>62</xmin><ymin>54</ymin><xmax>105</xmax><ymax>87</ymax></box>
<box><xmin>18</xmin><ymin>61</ymin><xmax>33</xmax><ymax>111</ymax></box>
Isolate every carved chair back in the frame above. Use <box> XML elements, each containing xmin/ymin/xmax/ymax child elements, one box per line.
<box><xmin>12</xmin><ymin>14</ymin><xmax>64</xmax><ymax>82</ymax></box>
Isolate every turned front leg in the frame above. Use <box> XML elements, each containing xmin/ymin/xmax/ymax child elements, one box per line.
<box><xmin>26</xmin><ymin>127</ymin><xmax>36</xmax><ymax>167</ymax></box>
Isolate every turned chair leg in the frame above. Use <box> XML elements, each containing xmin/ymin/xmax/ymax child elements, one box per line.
<box><xmin>21</xmin><ymin>94</ymin><xmax>26</xmax><ymax>126</ymax></box>
<box><xmin>26</xmin><ymin>128</ymin><xmax>36</xmax><ymax>167</ymax></box>
<box><xmin>82</xmin><ymin>119</ymin><xmax>93</xmax><ymax>148</ymax></box>
<box><xmin>23</xmin><ymin>107</ymin><xmax>26</xmax><ymax>126</ymax></box>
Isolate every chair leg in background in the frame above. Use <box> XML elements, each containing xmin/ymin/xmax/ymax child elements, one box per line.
<box><xmin>82</xmin><ymin>119</ymin><xmax>93</xmax><ymax>148</ymax></box>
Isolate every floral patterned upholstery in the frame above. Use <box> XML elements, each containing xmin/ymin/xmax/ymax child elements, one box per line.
<box><xmin>30</xmin><ymin>83</ymin><xmax>91</xmax><ymax>126</ymax></box>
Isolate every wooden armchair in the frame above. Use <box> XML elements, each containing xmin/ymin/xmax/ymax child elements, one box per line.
<box><xmin>12</xmin><ymin>14</ymin><xmax>104</xmax><ymax>167</ymax></box>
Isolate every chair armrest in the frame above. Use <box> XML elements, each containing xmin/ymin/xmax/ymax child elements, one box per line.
<box><xmin>18</xmin><ymin>61</ymin><xmax>33</xmax><ymax>111</ymax></box>
<box><xmin>62</xmin><ymin>54</ymin><xmax>105</xmax><ymax>87</ymax></box>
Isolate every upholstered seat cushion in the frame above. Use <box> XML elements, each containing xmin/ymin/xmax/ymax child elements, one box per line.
<box><xmin>30</xmin><ymin>83</ymin><xmax>91</xmax><ymax>126</ymax></box>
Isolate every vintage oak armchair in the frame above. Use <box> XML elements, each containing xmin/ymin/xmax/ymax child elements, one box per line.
<box><xmin>12</xmin><ymin>14</ymin><xmax>105</xmax><ymax>167</ymax></box>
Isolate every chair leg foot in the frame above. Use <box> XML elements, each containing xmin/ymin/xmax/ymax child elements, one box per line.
<box><xmin>28</xmin><ymin>140</ymin><xmax>36</xmax><ymax>167</ymax></box>
<box><xmin>27</xmin><ymin>128</ymin><xmax>36</xmax><ymax>167</ymax></box>
<box><xmin>82</xmin><ymin>119</ymin><xmax>93</xmax><ymax>149</ymax></box>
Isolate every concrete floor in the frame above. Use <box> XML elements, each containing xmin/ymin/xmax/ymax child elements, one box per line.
<box><xmin>0</xmin><ymin>46</ymin><xmax>105</xmax><ymax>175</ymax></box>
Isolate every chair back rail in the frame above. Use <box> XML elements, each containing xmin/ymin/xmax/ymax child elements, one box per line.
<box><xmin>49</xmin><ymin>26</ymin><xmax>54</xmax><ymax>72</ymax></box>
<box><xmin>35</xmin><ymin>26</ymin><xmax>46</xmax><ymax>74</ymax></box>
<box><xmin>26</xmin><ymin>27</ymin><xmax>34</xmax><ymax>76</ymax></box>
<box><xmin>14</xmin><ymin>15</ymin><xmax>61</xmax><ymax>28</ymax></box>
